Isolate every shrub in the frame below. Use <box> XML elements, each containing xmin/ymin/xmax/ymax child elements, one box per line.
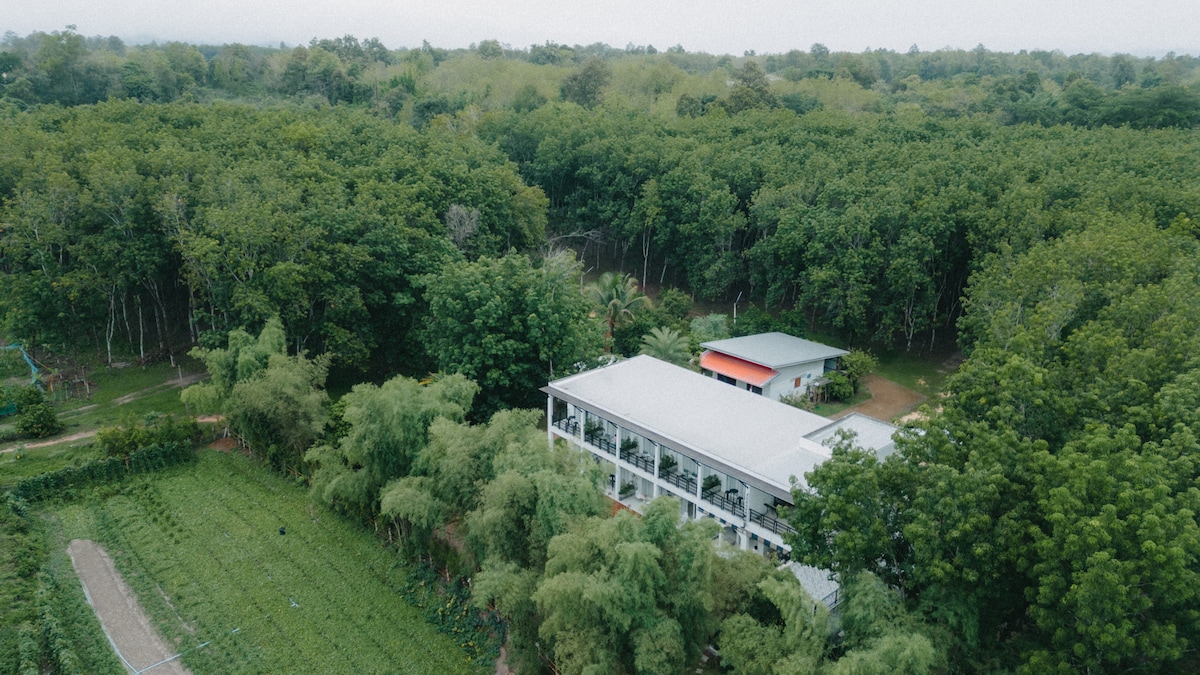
<box><xmin>825</xmin><ymin>372</ymin><xmax>855</xmax><ymax>401</ymax></box>
<box><xmin>779</xmin><ymin>391</ymin><xmax>813</xmax><ymax>411</ymax></box>
<box><xmin>14</xmin><ymin>386</ymin><xmax>45</xmax><ymax>414</ymax></box>
<box><xmin>96</xmin><ymin>413</ymin><xmax>199</xmax><ymax>459</ymax></box>
<box><xmin>15</xmin><ymin>403</ymin><xmax>63</xmax><ymax>439</ymax></box>
<box><xmin>840</xmin><ymin>350</ymin><xmax>878</xmax><ymax>393</ymax></box>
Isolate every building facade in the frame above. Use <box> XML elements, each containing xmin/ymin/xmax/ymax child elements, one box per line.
<box><xmin>543</xmin><ymin>355</ymin><xmax>896</xmax><ymax>565</ymax></box>
<box><xmin>699</xmin><ymin>332</ymin><xmax>848</xmax><ymax>401</ymax></box>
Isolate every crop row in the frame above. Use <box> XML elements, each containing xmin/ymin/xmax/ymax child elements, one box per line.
<box><xmin>49</xmin><ymin>451</ymin><xmax>481</xmax><ymax>674</ymax></box>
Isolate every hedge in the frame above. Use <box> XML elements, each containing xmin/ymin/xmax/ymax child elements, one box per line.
<box><xmin>8</xmin><ymin>442</ymin><xmax>195</xmax><ymax>503</ymax></box>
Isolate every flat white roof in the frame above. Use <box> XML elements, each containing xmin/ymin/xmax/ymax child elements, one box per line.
<box><xmin>545</xmin><ymin>355</ymin><xmax>832</xmax><ymax>498</ymax></box>
<box><xmin>700</xmin><ymin>332</ymin><xmax>848</xmax><ymax>369</ymax></box>
<box><xmin>805</xmin><ymin>412</ymin><xmax>899</xmax><ymax>459</ymax></box>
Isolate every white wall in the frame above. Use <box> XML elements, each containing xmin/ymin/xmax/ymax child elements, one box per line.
<box><xmin>763</xmin><ymin>361</ymin><xmax>828</xmax><ymax>401</ymax></box>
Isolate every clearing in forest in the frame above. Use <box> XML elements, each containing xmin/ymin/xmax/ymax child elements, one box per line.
<box><xmin>47</xmin><ymin>451</ymin><xmax>484</xmax><ymax>674</ymax></box>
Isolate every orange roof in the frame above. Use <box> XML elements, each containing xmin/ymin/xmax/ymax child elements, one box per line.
<box><xmin>700</xmin><ymin>351</ymin><xmax>779</xmax><ymax>387</ymax></box>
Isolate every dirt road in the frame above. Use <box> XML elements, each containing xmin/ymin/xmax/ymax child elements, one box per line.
<box><xmin>67</xmin><ymin>539</ymin><xmax>192</xmax><ymax>674</ymax></box>
<box><xmin>831</xmin><ymin>374</ymin><xmax>925</xmax><ymax>422</ymax></box>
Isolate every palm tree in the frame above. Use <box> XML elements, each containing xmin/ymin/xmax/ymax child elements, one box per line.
<box><xmin>639</xmin><ymin>327</ymin><xmax>691</xmax><ymax>367</ymax></box>
<box><xmin>586</xmin><ymin>272</ymin><xmax>651</xmax><ymax>349</ymax></box>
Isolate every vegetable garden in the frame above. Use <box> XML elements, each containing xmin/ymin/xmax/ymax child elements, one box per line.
<box><xmin>43</xmin><ymin>451</ymin><xmax>488</xmax><ymax>674</ymax></box>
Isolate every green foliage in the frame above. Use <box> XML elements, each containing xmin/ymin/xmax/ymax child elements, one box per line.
<box><xmin>531</xmin><ymin>498</ymin><xmax>720</xmax><ymax>674</ymax></box>
<box><xmin>823</xmin><ymin>372</ymin><xmax>855</xmax><ymax>402</ymax></box>
<box><xmin>184</xmin><ymin>317</ymin><xmax>329</xmax><ymax>473</ymax></box>
<box><xmin>560</xmin><ymin>58</ymin><xmax>612</xmax><ymax>108</ymax></box>
<box><xmin>639</xmin><ymin>327</ymin><xmax>692</xmax><ymax>366</ymax></box>
<box><xmin>183</xmin><ymin>317</ymin><xmax>288</xmax><ymax>410</ymax></box>
<box><xmin>43</xmin><ymin>451</ymin><xmax>490</xmax><ymax>673</ymax></box>
<box><xmin>718</xmin><ymin>575</ymin><xmax>828</xmax><ymax>674</ymax></box>
<box><xmin>587</xmin><ymin>271</ymin><xmax>653</xmax><ymax>349</ymax></box>
<box><xmin>95</xmin><ymin>412</ymin><xmax>199</xmax><ymax>458</ymax></box>
<box><xmin>421</xmin><ymin>252</ymin><xmax>598</xmax><ymax>416</ymax></box>
<box><xmin>792</xmin><ymin>222</ymin><xmax>1200</xmax><ymax>672</ymax></box>
<box><xmin>839</xmin><ymin>350</ymin><xmax>877</xmax><ymax>393</ymax></box>
<box><xmin>656</xmin><ymin>287</ymin><xmax>692</xmax><ymax>320</ymax></box>
<box><xmin>307</xmin><ymin>373</ymin><xmax>476</xmax><ymax>522</ymax></box>
<box><xmin>9</xmin><ymin>442</ymin><xmax>195</xmax><ymax>502</ymax></box>
<box><xmin>689</xmin><ymin>313</ymin><xmax>730</xmax><ymax>345</ymax></box>
<box><xmin>14</xmin><ymin>403</ymin><xmax>62</xmax><ymax>439</ymax></box>
<box><xmin>226</xmin><ymin>352</ymin><xmax>329</xmax><ymax>473</ymax></box>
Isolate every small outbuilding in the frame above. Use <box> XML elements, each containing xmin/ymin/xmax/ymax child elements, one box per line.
<box><xmin>699</xmin><ymin>332</ymin><xmax>847</xmax><ymax>401</ymax></box>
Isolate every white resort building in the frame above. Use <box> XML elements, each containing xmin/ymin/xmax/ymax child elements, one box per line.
<box><xmin>543</xmin><ymin>354</ymin><xmax>897</xmax><ymax>603</ymax></box>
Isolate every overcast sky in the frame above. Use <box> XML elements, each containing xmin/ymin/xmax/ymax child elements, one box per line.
<box><xmin>5</xmin><ymin>0</ymin><xmax>1198</xmax><ymax>57</ymax></box>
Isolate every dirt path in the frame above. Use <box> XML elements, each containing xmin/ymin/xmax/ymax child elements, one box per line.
<box><xmin>111</xmin><ymin>372</ymin><xmax>208</xmax><ymax>406</ymax></box>
<box><xmin>67</xmin><ymin>539</ymin><xmax>192</xmax><ymax>675</ymax></box>
<box><xmin>831</xmin><ymin>374</ymin><xmax>925</xmax><ymax>422</ymax></box>
<box><xmin>1</xmin><ymin>374</ymin><xmax>217</xmax><ymax>454</ymax></box>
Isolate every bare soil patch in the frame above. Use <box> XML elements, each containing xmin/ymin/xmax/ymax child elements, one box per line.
<box><xmin>831</xmin><ymin>374</ymin><xmax>926</xmax><ymax>422</ymax></box>
<box><xmin>67</xmin><ymin>539</ymin><xmax>192</xmax><ymax>674</ymax></box>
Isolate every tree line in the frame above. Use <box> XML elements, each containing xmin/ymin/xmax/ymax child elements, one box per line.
<box><xmin>3</xmin><ymin>29</ymin><xmax>1199</xmax><ymax>128</ymax></box>
<box><xmin>4</xmin><ymin>96</ymin><xmax>1199</xmax><ymax>373</ymax></box>
<box><xmin>2</xmin><ymin>30</ymin><xmax>1200</xmax><ymax>674</ymax></box>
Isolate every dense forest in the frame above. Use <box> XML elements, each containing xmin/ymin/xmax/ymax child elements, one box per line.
<box><xmin>3</xmin><ymin>28</ymin><xmax>1200</xmax><ymax>674</ymax></box>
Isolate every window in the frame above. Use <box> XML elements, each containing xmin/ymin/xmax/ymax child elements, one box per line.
<box><xmin>749</xmin><ymin>385</ymin><xmax>763</xmax><ymax>395</ymax></box>
<box><xmin>717</xmin><ymin>373</ymin><xmax>737</xmax><ymax>386</ymax></box>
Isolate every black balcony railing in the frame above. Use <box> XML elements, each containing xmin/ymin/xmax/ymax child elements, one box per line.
<box><xmin>620</xmin><ymin>448</ymin><xmax>655</xmax><ymax>473</ymax></box>
<box><xmin>591</xmin><ymin>434</ymin><xmax>617</xmax><ymax>455</ymax></box>
<box><xmin>660</xmin><ymin>468</ymin><xmax>697</xmax><ymax>494</ymax></box>
<box><xmin>750</xmin><ymin>508</ymin><xmax>797</xmax><ymax>536</ymax></box>
<box><xmin>552</xmin><ymin>418</ymin><xmax>579</xmax><ymax>435</ymax></box>
<box><xmin>701</xmin><ymin>489</ymin><xmax>745</xmax><ymax>517</ymax></box>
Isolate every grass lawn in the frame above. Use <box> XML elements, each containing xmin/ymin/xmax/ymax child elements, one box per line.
<box><xmin>44</xmin><ymin>451</ymin><xmax>485</xmax><ymax>674</ymax></box>
<box><xmin>54</xmin><ymin>361</ymin><xmax>195</xmax><ymax>432</ymax></box>
<box><xmin>872</xmin><ymin>346</ymin><xmax>959</xmax><ymax>398</ymax></box>
<box><xmin>1</xmin><ymin>361</ymin><xmax>200</xmax><ymax>484</ymax></box>
<box><xmin>0</xmin><ymin>442</ymin><xmax>104</xmax><ymax>491</ymax></box>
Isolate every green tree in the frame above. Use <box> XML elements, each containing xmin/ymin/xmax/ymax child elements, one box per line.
<box><xmin>560</xmin><ymin>58</ymin><xmax>612</xmax><ymax>108</ymax></box>
<box><xmin>839</xmin><ymin>349</ymin><xmax>877</xmax><ymax>394</ymax></box>
<box><xmin>723</xmin><ymin>60</ymin><xmax>778</xmax><ymax>113</ymax></box>
<box><xmin>225</xmin><ymin>352</ymin><xmax>329</xmax><ymax>473</ymax></box>
<box><xmin>181</xmin><ymin>316</ymin><xmax>288</xmax><ymax>412</ymax></box>
<box><xmin>586</xmin><ymin>271</ymin><xmax>651</xmax><ymax>350</ymax></box>
<box><xmin>639</xmin><ymin>327</ymin><xmax>691</xmax><ymax>367</ymax></box>
<box><xmin>421</xmin><ymin>252</ymin><xmax>599</xmax><ymax>416</ymax></box>
<box><xmin>530</xmin><ymin>497</ymin><xmax>719</xmax><ymax>675</ymax></box>
<box><xmin>307</xmin><ymin>374</ymin><xmax>477</xmax><ymax>522</ymax></box>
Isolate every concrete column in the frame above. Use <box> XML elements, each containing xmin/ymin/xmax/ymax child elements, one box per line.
<box><xmin>545</xmin><ymin>395</ymin><xmax>554</xmax><ymax>449</ymax></box>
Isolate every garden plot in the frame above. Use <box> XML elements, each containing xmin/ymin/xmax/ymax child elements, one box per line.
<box><xmin>50</xmin><ymin>451</ymin><xmax>482</xmax><ymax>674</ymax></box>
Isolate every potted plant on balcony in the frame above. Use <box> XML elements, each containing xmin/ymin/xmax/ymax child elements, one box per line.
<box><xmin>583</xmin><ymin>418</ymin><xmax>604</xmax><ymax>443</ymax></box>
<box><xmin>702</xmin><ymin>474</ymin><xmax>722</xmax><ymax>495</ymax></box>
<box><xmin>620</xmin><ymin>437</ymin><xmax>639</xmax><ymax>454</ymax></box>
<box><xmin>619</xmin><ymin>481</ymin><xmax>636</xmax><ymax>499</ymax></box>
<box><xmin>658</xmin><ymin>454</ymin><xmax>678</xmax><ymax>476</ymax></box>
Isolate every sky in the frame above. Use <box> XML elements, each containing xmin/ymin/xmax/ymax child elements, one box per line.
<box><xmin>5</xmin><ymin>0</ymin><xmax>1199</xmax><ymax>57</ymax></box>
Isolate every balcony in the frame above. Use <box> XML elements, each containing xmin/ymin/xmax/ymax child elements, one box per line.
<box><xmin>749</xmin><ymin>508</ymin><xmax>797</xmax><ymax>536</ymax></box>
<box><xmin>701</xmin><ymin>489</ymin><xmax>745</xmax><ymax>517</ymax></box>
<box><xmin>659</xmin><ymin>467</ymin><xmax>697</xmax><ymax>494</ymax></box>
<box><xmin>619</xmin><ymin>447</ymin><xmax>655</xmax><ymax>473</ymax></box>
<box><xmin>552</xmin><ymin>417</ymin><xmax>579</xmax><ymax>436</ymax></box>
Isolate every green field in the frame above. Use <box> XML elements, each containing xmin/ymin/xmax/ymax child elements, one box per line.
<box><xmin>45</xmin><ymin>451</ymin><xmax>485</xmax><ymax>674</ymax></box>
<box><xmin>0</xmin><ymin>442</ymin><xmax>105</xmax><ymax>491</ymax></box>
